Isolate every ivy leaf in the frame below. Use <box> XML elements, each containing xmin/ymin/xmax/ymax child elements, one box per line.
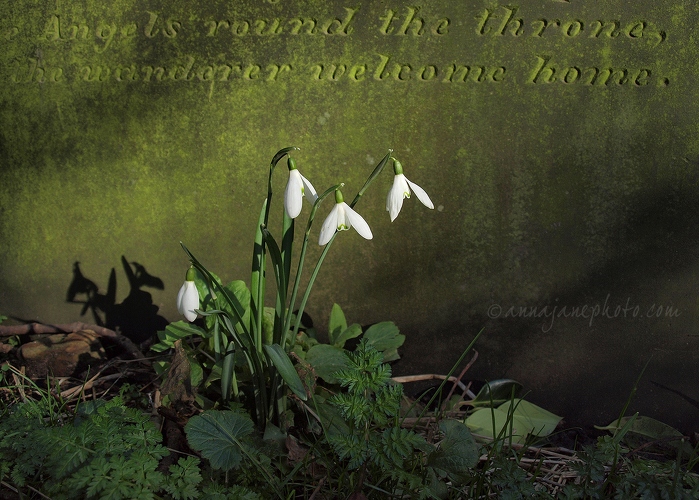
<box><xmin>185</xmin><ymin>410</ymin><xmax>254</xmax><ymax>471</ymax></box>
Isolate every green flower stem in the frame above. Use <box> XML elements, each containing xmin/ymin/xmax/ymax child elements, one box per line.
<box><xmin>291</xmin><ymin>151</ymin><xmax>391</xmax><ymax>336</ymax></box>
<box><xmin>349</xmin><ymin>149</ymin><xmax>393</xmax><ymax>208</ymax></box>
<box><xmin>284</xmin><ymin>184</ymin><xmax>343</xmax><ymax>338</ymax></box>
<box><xmin>293</xmin><ymin>232</ymin><xmax>337</xmax><ymax>337</ymax></box>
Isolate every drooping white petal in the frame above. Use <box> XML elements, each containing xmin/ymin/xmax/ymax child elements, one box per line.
<box><xmin>177</xmin><ymin>280</ymin><xmax>199</xmax><ymax>322</ymax></box>
<box><xmin>284</xmin><ymin>169</ymin><xmax>304</xmax><ymax>219</ymax></box>
<box><xmin>406</xmin><ymin>178</ymin><xmax>434</xmax><ymax>210</ymax></box>
<box><xmin>176</xmin><ymin>283</ymin><xmax>186</xmax><ymax>314</ymax></box>
<box><xmin>386</xmin><ymin>174</ymin><xmax>411</xmax><ymax>221</ymax></box>
<box><xmin>318</xmin><ymin>203</ymin><xmax>341</xmax><ymax>245</ymax></box>
<box><xmin>343</xmin><ymin>203</ymin><xmax>373</xmax><ymax>240</ymax></box>
<box><xmin>300</xmin><ymin>174</ymin><xmax>318</xmax><ymax>204</ymax></box>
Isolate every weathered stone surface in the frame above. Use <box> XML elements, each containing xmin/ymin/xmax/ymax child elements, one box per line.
<box><xmin>0</xmin><ymin>1</ymin><xmax>698</xmax><ymax>430</ymax></box>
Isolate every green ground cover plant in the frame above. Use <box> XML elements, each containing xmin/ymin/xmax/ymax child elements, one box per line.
<box><xmin>1</xmin><ymin>149</ymin><xmax>698</xmax><ymax>498</ymax></box>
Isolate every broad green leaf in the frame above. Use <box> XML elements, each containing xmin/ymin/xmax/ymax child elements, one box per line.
<box><xmin>500</xmin><ymin>399</ymin><xmax>561</xmax><ymax>437</ymax></box>
<box><xmin>224</xmin><ymin>280</ymin><xmax>251</xmax><ymax>327</ymax></box>
<box><xmin>595</xmin><ymin>415</ymin><xmax>693</xmax><ymax>456</ymax></box>
<box><xmin>189</xmin><ymin>358</ymin><xmax>204</xmax><ymax>388</ymax></box>
<box><xmin>328</xmin><ymin>303</ymin><xmax>347</xmax><ymax>345</ymax></box>
<box><xmin>263</xmin><ymin>343</ymin><xmax>307</xmax><ymax>401</ymax></box>
<box><xmin>184</xmin><ymin>410</ymin><xmax>254</xmax><ymax>471</ymax></box>
<box><xmin>595</xmin><ymin>415</ymin><xmax>682</xmax><ymax>438</ymax></box>
<box><xmin>333</xmin><ymin>323</ymin><xmax>363</xmax><ymax>348</ymax></box>
<box><xmin>428</xmin><ymin>420</ymin><xmax>479</xmax><ymax>483</ymax></box>
<box><xmin>305</xmin><ymin>344</ymin><xmax>350</xmax><ymax>384</ymax></box>
<box><xmin>312</xmin><ymin>396</ymin><xmax>351</xmax><ymax>437</ymax></box>
<box><xmin>470</xmin><ymin>379</ymin><xmax>523</xmax><ymax>407</ymax></box>
<box><xmin>464</xmin><ymin>407</ymin><xmax>531</xmax><ymax>444</ymax></box>
<box><xmin>381</xmin><ymin>348</ymin><xmax>400</xmax><ymax>362</ymax></box>
<box><xmin>363</xmin><ymin>322</ymin><xmax>405</xmax><ymax>352</ymax></box>
<box><xmin>262</xmin><ymin>423</ymin><xmax>287</xmax><ymax>452</ymax></box>
<box><xmin>152</xmin><ymin>360</ymin><xmax>169</xmax><ymax>376</ymax></box>
<box><xmin>151</xmin><ymin>321</ymin><xmax>208</xmax><ymax>353</ymax></box>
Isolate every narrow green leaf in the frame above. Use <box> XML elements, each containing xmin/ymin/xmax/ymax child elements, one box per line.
<box><xmin>261</xmin><ymin>227</ymin><xmax>287</xmax><ymax>345</ymax></box>
<box><xmin>270</xmin><ymin>146</ymin><xmax>299</xmax><ymax>169</ymax></box>
<box><xmin>221</xmin><ymin>342</ymin><xmax>236</xmax><ymax>402</ymax></box>
<box><xmin>263</xmin><ymin>344</ymin><xmax>307</xmax><ymax>401</ymax></box>
<box><xmin>281</xmin><ymin>210</ymin><xmax>294</xmax><ymax>296</ymax></box>
<box><xmin>250</xmin><ymin>200</ymin><xmax>267</xmax><ymax>351</ymax></box>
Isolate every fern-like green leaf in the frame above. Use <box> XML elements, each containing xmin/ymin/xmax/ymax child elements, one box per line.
<box><xmin>164</xmin><ymin>456</ymin><xmax>203</xmax><ymax>500</ymax></box>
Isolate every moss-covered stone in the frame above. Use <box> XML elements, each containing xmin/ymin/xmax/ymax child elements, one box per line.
<box><xmin>1</xmin><ymin>1</ymin><xmax>698</xmax><ymax>430</ymax></box>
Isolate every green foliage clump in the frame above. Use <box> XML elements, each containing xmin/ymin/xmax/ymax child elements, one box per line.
<box><xmin>0</xmin><ymin>396</ymin><xmax>202</xmax><ymax>499</ymax></box>
<box><xmin>562</xmin><ymin>434</ymin><xmax>699</xmax><ymax>499</ymax></box>
<box><xmin>327</xmin><ymin>338</ymin><xmax>425</xmax><ymax>470</ymax></box>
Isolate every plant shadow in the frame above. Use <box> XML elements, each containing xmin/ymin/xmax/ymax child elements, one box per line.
<box><xmin>66</xmin><ymin>255</ymin><xmax>168</xmax><ymax>344</ymax></box>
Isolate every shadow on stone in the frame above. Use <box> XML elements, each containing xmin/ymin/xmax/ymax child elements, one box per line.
<box><xmin>67</xmin><ymin>256</ymin><xmax>168</xmax><ymax>344</ymax></box>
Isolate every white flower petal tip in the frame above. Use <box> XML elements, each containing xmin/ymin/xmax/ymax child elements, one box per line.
<box><xmin>177</xmin><ymin>280</ymin><xmax>199</xmax><ymax>322</ymax></box>
<box><xmin>386</xmin><ymin>173</ymin><xmax>433</xmax><ymax>221</ymax></box>
<box><xmin>406</xmin><ymin>179</ymin><xmax>434</xmax><ymax>209</ymax></box>
<box><xmin>285</xmin><ymin>169</ymin><xmax>317</xmax><ymax>219</ymax></box>
<box><xmin>318</xmin><ymin>202</ymin><xmax>372</xmax><ymax>245</ymax></box>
